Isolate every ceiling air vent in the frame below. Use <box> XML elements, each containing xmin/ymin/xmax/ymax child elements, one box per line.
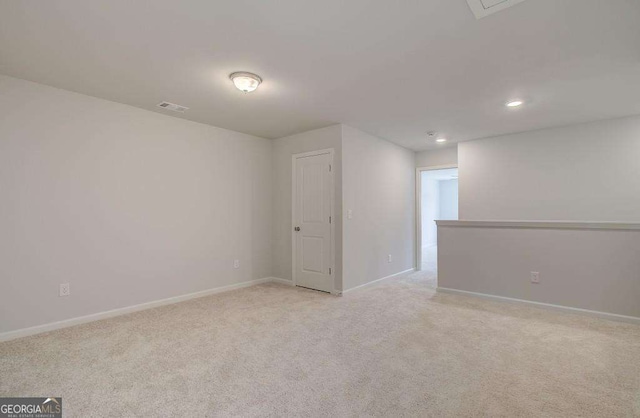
<box><xmin>156</xmin><ymin>101</ymin><xmax>189</xmax><ymax>113</ymax></box>
<box><xmin>466</xmin><ymin>0</ymin><xmax>528</xmax><ymax>19</ymax></box>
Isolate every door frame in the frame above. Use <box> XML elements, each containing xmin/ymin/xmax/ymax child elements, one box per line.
<box><xmin>415</xmin><ymin>164</ymin><xmax>458</xmax><ymax>270</ymax></box>
<box><xmin>292</xmin><ymin>148</ymin><xmax>335</xmax><ymax>292</ymax></box>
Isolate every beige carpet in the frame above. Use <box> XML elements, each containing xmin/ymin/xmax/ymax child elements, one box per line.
<box><xmin>1</xmin><ymin>274</ymin><xmax>640</xmax><ymax>417</ymax></box>
<box><xmin>420</xmin><ymin>244</ymin><xmax>438</xmax><ymax>287</ymax></box>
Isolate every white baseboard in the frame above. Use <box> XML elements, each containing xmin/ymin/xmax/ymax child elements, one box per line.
<box><xmin>269</xmin><ymin>277</ymin><xmax>294</xmax><ymax>286</ymax></box>
<box><xmin>0</xmin><ymin>277</ymin><xmax>275</xmax><ymax>343</ymax></box>
<box><xmin>437</xmin><ymin>287</ymin><xmax>640</xmax><ymax>325</ymax></box>
<box><xmin>342</xmin><ymin>268</ymin><xmax>415</xmax><ymax>294</ymax></box>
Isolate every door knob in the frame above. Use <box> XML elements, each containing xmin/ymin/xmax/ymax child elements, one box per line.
<box><xmin>294</xmin><ymin>226</ymin><xmax>301</xmax><ymax>232</ymax></box>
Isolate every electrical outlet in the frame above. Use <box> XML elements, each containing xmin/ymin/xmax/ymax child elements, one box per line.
<box><xmin>233</xmin><ymin>259</ymin><xmax>240</xmax><ymax>269</ymax></box>
<box><xmin>347</xmin><ymin>209</ymin><xmax>353</xmax><ymax>219</ymax></box>
<box><xmin>530</xmin><ymin>272</ymin><xmax>540</xmax><ymax>284</ymax></box>
<box><xmin>59</xmin><ymin>283</ymin><xmax>70</xmax><ymax>297</ymax></box>
<box><xmin>388</xmin><ymin>254</ymin><xmax>392</xmax><ymax>263</ymax></box>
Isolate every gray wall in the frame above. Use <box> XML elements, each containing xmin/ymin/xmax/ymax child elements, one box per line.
<box><xmin>0</xmin><ymin>76</ymin><xmax>421</xmax><ymax>334</ymax></box>
<box><xmin>271</xmin><ymin>125</ymin><xmax>343</xmax><ymax>290</ymax></box>
<box><xmin>273</xmin><ymin>124</ymin><xmax>416</xmax><ymax>292</ymax></box>
<box><xmin>439</xmin><ymin>115</ymin><xmax>640</xmax><ymax>318</ymax></box>
<box><xmin>342</xmin><ymin>125</ymin><xmax>415</xmax><ymax>290</ymax></box>
<box><xmin>438</xmin><ymin>225</ymin><xmax>640</xmax><ymax>318</ymax></box>
<box><xmin>459</xmin><ymin>115</ymin><xmax>640</xmax><ymax>221</ymax></box>
<box><xmin>416</xmin><ymin>147</ymin><xmax>458</xmax><ymax>168</ymax></box>
<box><xmin>0</xmin><ymin>75</ymin><xmax>273</xmax><ymax>333</ymax></box>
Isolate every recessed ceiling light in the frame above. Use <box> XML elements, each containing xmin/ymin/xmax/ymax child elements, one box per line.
<box><xmin>436</xmin><ymin>138</ymin><xmax>447</xmax><ymax>143</ymax></box>
<box><xmin>506</xmin><ymin>99</ymin><xmax>524</xmax><ymax>107</ymax></box>
<box><xmin>229</xmin><ymin>72</ymin><xmax>262</xmax><ymax>93</ymax></box>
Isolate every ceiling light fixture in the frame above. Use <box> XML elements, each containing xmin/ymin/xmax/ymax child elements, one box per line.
<box><xmin>436</xmin><ymin>138</ymin><xmax>447</xmax><ymax>143</ymax></box>
<box><xmin>506</xmin><ymin>99</ymin><xmax>524</xmax><ymax>107</ymax></box>
<box><xmin>229</xmin><ymin>72</ymin><xmax>262</xmax><ymax>93</ymax></box>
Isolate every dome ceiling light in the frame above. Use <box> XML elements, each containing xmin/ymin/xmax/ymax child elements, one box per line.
<box><xmin>229</xmin><ymin>72</ymin><xmax>262</xmax><ymax>93</ymax></box>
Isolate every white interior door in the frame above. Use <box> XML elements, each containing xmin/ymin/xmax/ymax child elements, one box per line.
<box><xmin>293</xmin><ymin>150</ymin><xmax>333</xmax><ymax>293</ymax></box>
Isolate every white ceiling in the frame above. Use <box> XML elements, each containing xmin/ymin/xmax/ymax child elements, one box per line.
<box><xmin>1</xmin><ymin>0</ymin><xmax>639</xmax><ymax>151</ymax></box>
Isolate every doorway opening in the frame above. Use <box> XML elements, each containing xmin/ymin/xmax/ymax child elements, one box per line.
<box><xmin>416</xmin><ymin>166</ymin><xmax>458</xmax><ymax>286</ymax></box>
